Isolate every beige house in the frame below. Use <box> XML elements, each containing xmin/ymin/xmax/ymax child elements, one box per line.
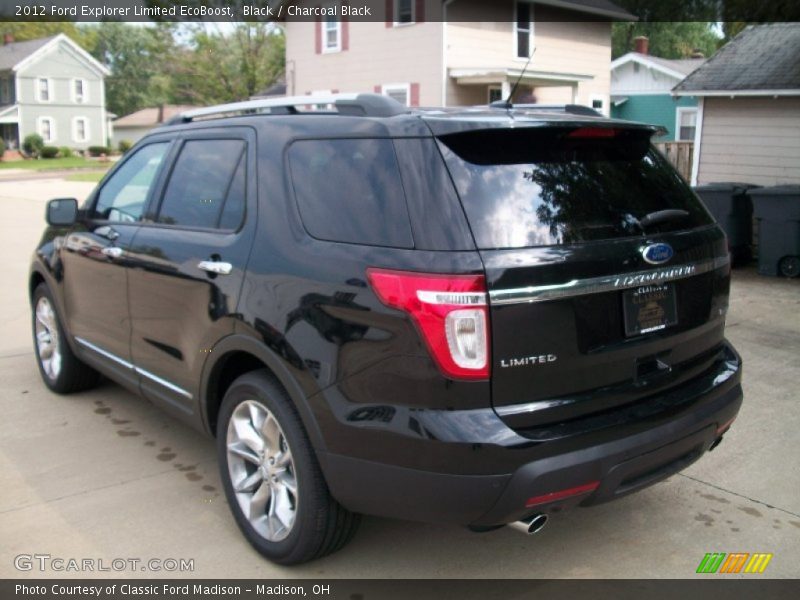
<box><xmin>284</xmin><ymin>0</ymin><xmax>634</xmax><ymax>113</ymax></box>
<box><xmin>673</xmin><ymin>24</ymin><xmax>800</xmax><ymax>186</ymax></box>
<box><xmin>112</xmin><ymin>104</ymin><xmax>199</xmax><ymax>147</ymax></box>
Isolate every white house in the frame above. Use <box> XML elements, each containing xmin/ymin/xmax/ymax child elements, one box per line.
<box><xmin>0</xmin><ymin>33</ymin><xmax>110</xmax><ymax>151</ymax></box>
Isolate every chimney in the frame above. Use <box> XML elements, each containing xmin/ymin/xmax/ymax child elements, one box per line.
<box><xmin>690</xmin><ymin>49</ymin><xmax>705</xmax><ymax>59</ymax></box>
<box><xmin>157</xmin><ymin>104</ymin><xmax>165</xmax><ymax>124</ymax></box>
<box><xmin>3</xmin><ymin>33</ymin><xmax>14</xmax><ymax>45</ymax></box>
<box><xmin>633</xmin><ymin>36</ymin><xmax>649</xmax><ymax>55</ymax></box>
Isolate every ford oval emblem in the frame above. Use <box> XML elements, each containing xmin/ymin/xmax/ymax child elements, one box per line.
<box><xmin>642</xmin><ymin>243</ymin><xmax>674</xmax><ymax>265</ymax></box>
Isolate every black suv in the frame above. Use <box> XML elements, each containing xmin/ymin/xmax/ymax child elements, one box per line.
<box><xmin>30</xmin><ymin>94</ymin><xmax>742</xmax><ymax>564</ymax></box>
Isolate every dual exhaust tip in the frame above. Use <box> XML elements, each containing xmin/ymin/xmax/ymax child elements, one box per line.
<box><xmin>507</xmin><ymin>513</ymin><xmax>548</xmax><ymax>535</ymax></box>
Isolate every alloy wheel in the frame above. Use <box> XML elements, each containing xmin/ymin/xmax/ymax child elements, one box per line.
<box><xmin>34</xmin><ymin>296</ymin><xmax>61</xmax><ymax>381</ymax></box>
<box><xmin>226</xmin><ymin>400</ymin><xmax>298</xmax><ymax>542</ymax></box>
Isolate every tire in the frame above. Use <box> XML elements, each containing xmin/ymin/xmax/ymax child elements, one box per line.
<box><xmin>217</xmin><ymin>370</ymin><xmax>360</xmax><ymax>564</ymax></box>
<box><xmin>778</xmin><ymin>255</ymin><xmax>799</xmax><ymax>278</ymax></box>
<box><xmin>32</xmin><ymin>283</ymin><xmax>100</xmax><ymax>394</ymax></box>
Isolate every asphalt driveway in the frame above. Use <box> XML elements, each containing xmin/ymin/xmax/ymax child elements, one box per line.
<box><xmin>1</xmin><ymin>178</ymin><xmax>798</xmax><ymax>578</ymax></box>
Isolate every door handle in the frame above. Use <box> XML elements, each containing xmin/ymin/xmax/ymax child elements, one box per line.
<box><xmin>101</xmin><ymin>247</ymin><xmax>124</xmax><ymax>259</ymax></box>
<box><xmin>198</xmin><ymin>260</ymin><xmax>232</xmax><ymax>275</ymax></box>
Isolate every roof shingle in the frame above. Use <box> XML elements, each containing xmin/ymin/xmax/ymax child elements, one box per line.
<box><xmin>674</xmin><ymin>23</ymin><xmax>800</xmax><ymax>93</ymax></box>
<box><xmin>0</xmin><ymin>36</ymin><xmax>58</xmax><ymax>71</ymax></box>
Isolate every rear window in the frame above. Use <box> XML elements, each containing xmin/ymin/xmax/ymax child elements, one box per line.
<box><xmin>438</xmin><ymin>127</ymin><xmax>713</xmax><ymax>249</ymax></box>
<box><xmin>288</xmin><ymin>138</ymin><xmax>413</xmax><ymax>248</ymax></box>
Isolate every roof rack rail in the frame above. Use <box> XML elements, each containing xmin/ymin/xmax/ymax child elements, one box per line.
<box><xmin>488</xmin><ymin>101</ymin><xmax>602</xmax><ymax>117</ymax></box>
<box><xmin>166</xmin><ymin>93</ymin><xmax>409</xmax><ymax>124</ymax></box>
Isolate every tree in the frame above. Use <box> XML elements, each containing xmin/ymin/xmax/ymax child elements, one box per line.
<box><xmin>0</xmin><ymin>21</ymin><xmax>96</xmax><ymax>50</ymax></box>
<box><xmin>612</xmin><ymin>22</ymin><xmax>721</xmax><ymax>59</ymax></box>
<box><xmin>89</xmin><ymin>22</ymin><xmax>178</xmax><ymax>117</ymax></box>
<box><xmin>170</xmin><ymin>23</ymin><xmax>284</xmax><ymax>106</ymax></box>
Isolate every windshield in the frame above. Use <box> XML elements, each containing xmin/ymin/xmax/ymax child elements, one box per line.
<box><xmin>437</xmin><ymin>127</ymin><xmax>713</xmax><ymax>249</ymax></box>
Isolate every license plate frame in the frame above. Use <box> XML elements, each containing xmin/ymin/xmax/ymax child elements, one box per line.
<box><xmin>622</xmin><ymin>282</ymin><xmax>678</xmax><ymax>337</ymax></box>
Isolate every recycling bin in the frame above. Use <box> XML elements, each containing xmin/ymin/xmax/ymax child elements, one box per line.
<box><xmin>693</xmin><ymin>182</ymin><xmax>756</xmax><ymax>266</ymax></box>
<box><xmin>749</xmin><ymin>185</ymin><xmax>800</xmax><ymax>278</ymax></box>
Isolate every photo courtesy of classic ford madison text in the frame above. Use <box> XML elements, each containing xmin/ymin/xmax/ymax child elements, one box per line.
<box><xmin>1</xmin><ymin>0</ymin><xmax>798</xmax><ymax>583</ymax></box>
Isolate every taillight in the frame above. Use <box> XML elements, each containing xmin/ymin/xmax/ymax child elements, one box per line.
<box><xmin>366</xmin><ymin>268</ymin><xmax>490</xmax><ymax>380</ymax></box>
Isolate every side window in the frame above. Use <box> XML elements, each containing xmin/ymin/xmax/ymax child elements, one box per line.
<box><xmin>94</xmin><ymin>142</ymin><xmax>168</xmax><ymax>222</ymax></box>
<box><xmin>288</xmin><ymin>138</ymin><xmax>413</xmax><ymax>248</ymax></box>
<box><xmin>157</xmin><ymin>139</ymin><xmax>245</xmax><ymax>229</ymax></box>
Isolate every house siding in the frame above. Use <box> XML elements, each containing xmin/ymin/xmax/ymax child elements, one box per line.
<box><xmin>697</xmin><ymin>97</ymin><xmax>800</xmax><ymax>186</ymax></box>
<box><xmin>612</xmin><ymin>94</ymin><xmax>697</xmax><ymax>141</ymax></box>
<box><xmin>611</xmin><ymin>60</ymin><xmax>679</xmax><ymax>94</ymax></box>
<box><xmin>15</xmin><ymin>40</ymin><xmax>106</xmax><ymax>149</ymax></box>
<box><xmin>285</xmin><ymin>20</ymin><xmax>444</xmax><ymax>106</ymax></box>
<box><xmin>446</xmin><ymin>3</ymin><xmax>611</xmax><ymax>108</ymax></box>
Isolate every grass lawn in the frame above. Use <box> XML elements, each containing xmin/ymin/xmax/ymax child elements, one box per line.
<box><xmin>65</xmin><ymin>171</ymin><xmax>107</xmax><ymax>183</ymax></box>
<box><xmin>0</xmin><ymin>156</ymin><xmax>112</xmax><ymax>171</ymax></box>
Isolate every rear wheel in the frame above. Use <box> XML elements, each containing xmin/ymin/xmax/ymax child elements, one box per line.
<box><xmin>32</xmin><ymin>283</ymin><xmax>100</xmax><ymax>394</ymax></box>
<box><xmin>217</xmin><ymin>370</ymin><xmax>359</xmax><ymax>564</ymax></box>
<box><xmin>778</xmin><ymin>255</ymin><xmax>799</xmax><ymax>278</ymax></box>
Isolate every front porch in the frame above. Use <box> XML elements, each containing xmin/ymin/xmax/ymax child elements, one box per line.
<box><xmin>448</xmin><ymin>67</ymin><xmax>594</xmax><ymax>106</ymax></box>
<box><xmin>0</xmin><ymin>105</ymin><xmax>19</xmax><ymax>150</ymax></box>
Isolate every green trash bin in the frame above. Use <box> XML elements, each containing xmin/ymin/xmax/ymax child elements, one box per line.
<box><xmin>693</xmin><ymin>182</ymin><xmax>756</xmax><ymax>266</ymax></box>
<box><xmin>749</xmin><ymin>185</ymin><xmax>800</xmax><ymax>278</ymax></box>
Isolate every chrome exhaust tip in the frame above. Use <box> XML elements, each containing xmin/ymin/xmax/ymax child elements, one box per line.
<box><xmin>508</xmin><ymin>513</ymin><xmax>548</xmax><ymax>535</ymax></box>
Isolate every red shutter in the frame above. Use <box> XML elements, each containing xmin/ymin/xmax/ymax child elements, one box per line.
<box><xmin>315</xmin><ymin>19</ymin><xmax>321</xmax><ymax>54</ymax></box>
<box><xmin>342</xmin><ymin>20</ymin><xmax>349</xmax><ymax>51</ymax></box>
<box><xmin>410</xmin><ymin>83</ymin><xmax>420</xmax><ymax>106</ymax></box>
<box><xmin>415</xmin><ymin>0</ymin><xmax>425</xmax><ymax>23</ymax></box>
<box><xmin>385</xmin><ymin>0</ymin><xmax>394</xmax><ymax>27</ymax></box>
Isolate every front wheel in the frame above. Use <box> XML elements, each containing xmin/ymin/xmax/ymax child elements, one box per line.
<box><xmin>217</xmin><ymin>370</ymin><xmax>359</xmax><ymax>564</ymax></box>
<box><xmin>32</xmin><ymin>283</ymin><xmax>100</xmax><ymax>394</ymax></box>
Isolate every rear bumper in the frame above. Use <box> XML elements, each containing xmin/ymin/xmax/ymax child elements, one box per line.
<box><xmin>319</xmin><ymin>341</ymin><xmax>742</xmax><ymax>526</ymax></box>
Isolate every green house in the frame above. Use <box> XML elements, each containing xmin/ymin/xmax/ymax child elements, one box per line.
<box><xmin>610</xmin><ymin>51</ymin><xmax>704</xmax><ymax>142</ymax></box>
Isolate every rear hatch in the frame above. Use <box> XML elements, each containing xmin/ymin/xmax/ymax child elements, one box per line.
<box><xmin>434</xmin><ymin>122</ymin><xmax>731</xmax><ymax>434</ymax></box>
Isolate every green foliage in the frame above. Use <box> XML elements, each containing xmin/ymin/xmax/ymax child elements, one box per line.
<box><xmin>89</xmin><ymin>22</ymin><xmax>178</xmax><ymax>117</ymax></box>
<box><xmin>170</xmin><ymin>23</ymin><xmax>285</xmax><ymax>105</ymax></box>
<box><xmin>88</xmin><ymin>146</ymin><xmax>111</xmax><ymax>157</ymax></box>
<box><xmin>0</xmin><ymin>22</ymin><xmax>96</xmax><ymax>51</ymax></box>
<box><xmin>612</xmin><ymin>22</ymin><xmax>722</xmax><ymax>59</ymax></box>
<box><xmin>0</xmin><ymin>138</ymin><xmax>5</xmax><ymax>159</ymax></box>
<box><xmin>22</xmin><ymin>134</ymin><xmax>44</xmax><ymax>158</ymax></box>
<box><xmin>118</xmin><ymin>140</ymin><xmax>133</xmax><ymax>154</ymax></box>
<box><xmin>59</xmin><ymin>146</ymin><xmax>73</xmax><ymax>158</ymax></box>
<box><xmin>40</xmin><ymin>146</ymin><xmax>59</xmax><ymax>159</ymax></box>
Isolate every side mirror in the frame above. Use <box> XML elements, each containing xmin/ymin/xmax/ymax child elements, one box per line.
<box><xmin>46</xmin><ymin>198</ymin><xmax>78</xmax><ymax>226</ymax></box>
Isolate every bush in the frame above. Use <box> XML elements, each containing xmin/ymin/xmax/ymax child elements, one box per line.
<box><xmin>88</xmin><ymin>145</ymin><xmax>110</xmax><ymax>157</ymax></box>
<box><xmin>59</xmin><ymin>146</ymin><xmax>73</xmax><ymax>158</ymax></box>
<box><xmin>118</xmin><ymin>139</ymin><xmax>133</xmax><ymax>154</ymax></box>
<box><xmin>40</xmin><ymin>146</ymin><xmax>59</xmax><ymax>159</ymax></box>
<box><xmin>0</xmin><ymin>138</ymin><xmax>5</xmax><ymax>160</ymax></box>
<box><xmin>22</xmin><ymin>134</ymin><xmax>44</xmax><ymax>158</ymax></box>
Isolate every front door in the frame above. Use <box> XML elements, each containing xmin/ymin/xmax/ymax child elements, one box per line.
<box><xmin>62</xmin><ymin>141</ymin><xmax>171</xmax><ymax>385</ymax></box>
<box><xmin>127</xmin><ymin>129</ymin><xmax>256</xmax><ymax>419</ymax></box>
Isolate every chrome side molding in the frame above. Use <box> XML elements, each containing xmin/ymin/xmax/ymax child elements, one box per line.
<box><xmin>488</xmin><ymin>256</ymin><xmax>729</xmax><ymax>305</ymax></box>
<box><xmin>74</xmin><ymin>337</ymin><xmax>192</xmax><ymax>400</ymax></box>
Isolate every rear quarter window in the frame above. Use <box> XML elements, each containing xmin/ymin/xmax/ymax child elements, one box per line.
<box><xmin>288</xmin><ymin>138</ymin><xmax>414</xmax><ymax>248</ymax></box>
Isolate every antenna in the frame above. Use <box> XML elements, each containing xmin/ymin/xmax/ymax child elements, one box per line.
<box><xmin>490</xmin><ymin>47</ymin><xmax>536</xmax><ymax>109</ymax></box>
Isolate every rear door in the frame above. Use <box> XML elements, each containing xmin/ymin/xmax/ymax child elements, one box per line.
<box><xmin>126</xmin><ymin>128</ymin><xmax>256</xmax><ymax>418</ymax></box>
<box><xmin>436</xmin><ymin>125</ymin><xmax>731</xmax><ymax>432</ymax></box>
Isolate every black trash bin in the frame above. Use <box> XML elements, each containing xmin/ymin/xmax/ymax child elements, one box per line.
<box><xmin>693</xmin><ymin>182</ymin><xmax>756</xmax><ymax>266</ymax></box>
<box><xmin>749</xmin><ymin>185</ymin><xmax>800</xmax><ymax>278</ymax></box>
